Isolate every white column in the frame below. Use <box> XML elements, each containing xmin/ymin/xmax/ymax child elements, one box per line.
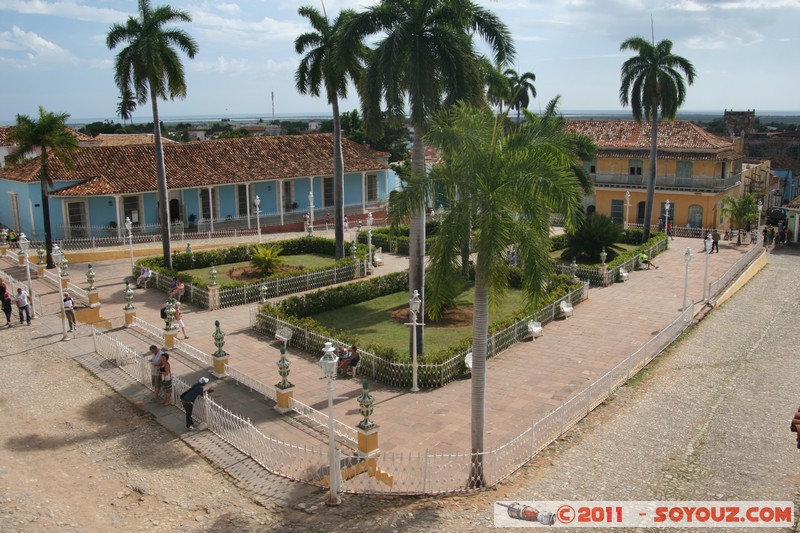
<box><xmin>245</xmin><ymin>183</ymin><xmax>251</xmax><ymax>229</ymax></box>
<box><xmin>278</xmin><ymin>180</ymin><xmax>285</xmax><ymax>226</ymax></box>
<box><xmin>115</xmin><ymin>195</ymin><xmax>122</xmax><ymax>239</ymax></box>
<box><xmin>384</xmin><ymin>171</ymin><xmax>389</xmax><ymax>205</ymax></box>
<box><xmin>361</xmin><ymin>172</ymin><xmax>366</xmax><ymax>211</ymax></box>
<box><xmin>208</xmin><ymin>186</ymin><xmax>215</xmax><ymax>233</ymax></box>
<box><xmin>28</xmin><ymin>199</ymin><xmax>37</xmax><ymax>241</ymax></box>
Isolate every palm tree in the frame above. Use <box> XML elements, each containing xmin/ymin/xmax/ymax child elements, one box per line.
<box><xmin>721</xmin><ymin>193</ymin><xmax>759</xmax><ymax>245</ymax></box>
<box><xmin>396</xmin><ymin>98</ymin><xmax>591</xmax><ymax>487</ymax></box>
<box><xmin>504</xmin><ymin>68</ymin><xmax>536</xmax><ymax>125</ymax></box>
<box><xmin>5</xmin><ymin>107</ymin><xmax>79</xmax><ymax>269</ymax></box>
<box><xmin>349</xmin><ymin>0</ymin><xmax>514</xmax><ymax>355</ymax></box>
<box><xmin>107</xmin><ymin>0</ymin><xmax>199</xmax><ymax>269</ymax></box>
<box><xmin>619</xmin><ymin>36</ymin><xmax>695</xmax><ymax>243</ymax></box>
<box><xmin>117</xmin><ymin>87</ymin><xmax>137</xmax><ymax>126</ymax></box>
<box><xmin>295</xmin><ymin>6</ymin><xmax>367</xmax><ymax>260</ymax></box>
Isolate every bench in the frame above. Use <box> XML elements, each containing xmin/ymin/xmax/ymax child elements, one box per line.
<box><xmin>373</xmin><ymin>247</ymin><xmax>384</xmax><ymax>267</ymax></box>
<box><xmin>275</xmin><ymin>327</ymin><xmax>292</xmax><ymax>348</ymax></box>
<box><xmin>619</xmin><ymin>267</ymin><xmax>629</xmax><ymax>282</ymax></box>
<box><xmin>527</xmin><ymin>320</ymin><xmax>543</xmax><ymax>340</ymax></box>
<box><xmin>559</xmin><ymin>300</ymin><xmax>574</xmax><ymax>319</ymax></box>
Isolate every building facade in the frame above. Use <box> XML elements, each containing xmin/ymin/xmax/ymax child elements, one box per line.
<box><xmin>0</xmin><ymin>133</ymin><xmax>394</xmax><ymax>240</ymax></box>
<box><xmin>565</xmin><ymin>120</ymin><xmax>746</xmax><ymax>231</ymax></box>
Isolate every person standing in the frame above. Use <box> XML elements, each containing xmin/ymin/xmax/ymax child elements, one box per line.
<box><xmin>63</xmin><ymin>292</ymin><xmax>77</xmax><ymax>331</ymax></box>
<box><xmin>185</xmin><ymin>243</ymin><xmax>192</xmax><ymax>254</ymax></box>
<box><xmin>2</xmin><ymin>289</ymin><xmax>12</xmax><ymax>327</ymax></box>
<box><xmin>180</xmin><ymin>377</ymin><xmax>213</xmax><ymax>431</ymax></box>
<box><xmin>710</xmin><ymin>229</ymin><xmax>720</xmax><ymax>253</ymax></box>
<box><xmin>15</xmin><ymin>287</ymin><xmax>31</xmax><ymax>325</ymax></box>
<box><xmin>148</xmin><ymin>345</ymin><xmax>165</xmax><ymax>399</ymax></box>
<box><xmin>159</xmin><ymin>353</ymin><xmax>173</xmax><ymax>405</ymax></box>
<box><xmin>174</xmin><ymin>302</ymin><xmax>188</xmax><ymax>339</ymax></box>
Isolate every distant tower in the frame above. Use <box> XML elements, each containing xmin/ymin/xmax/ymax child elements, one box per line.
<box><xmin>723</xmin><ymin>109</ymin><xmax>756</xmax><ymax>136</ymax></box>
<box><xmin>271</xmin><ymin>92</ymin><xmax>275</xmax><ymax>121</ymax></box>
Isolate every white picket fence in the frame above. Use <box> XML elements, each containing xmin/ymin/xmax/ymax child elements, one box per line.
<box><xmin>129</xmin><ymin>317</ymin><xmax>357</xmax><ymax>447</ymax></box>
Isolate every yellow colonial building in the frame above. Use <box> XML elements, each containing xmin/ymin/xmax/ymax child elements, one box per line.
<box><xmin>564</xmin><ymin>120</ymin><xmax>757</xmax><ymax>231</ymax></box>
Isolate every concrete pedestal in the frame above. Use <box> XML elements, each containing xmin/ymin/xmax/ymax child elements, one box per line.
<box><xmin>163</xmin><ymin>329</ymin><xmax>178</xmax><ymax>348</ymax></box>
<box><xmin>212</xmin><ymin>355</ymin><xmax>228</xmax><ymax>378</ymax></box>
<box><xmin>124</xmin><ymin>308</ymin><xmax>136</xmax><ymax>326</ymax></box>
<box><xmin>274</xmin><ymin>386</ymin><xmax>295</xmax><ymax>414</ymax></box>
<box><xmin>357</xmin><ymin>425</ymin><xmax>380</xmax><ymax>458</ymax></box>
<box><xmin>208</xmin><ymin>285</ymin><xmax>220</xmax><ymax>310</ymax></box>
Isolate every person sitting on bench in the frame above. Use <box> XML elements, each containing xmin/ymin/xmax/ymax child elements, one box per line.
<box><xmin>136</xmin><ymin>267</ymin><xmax>152</xmax><ymax>287</ymax></box>
<box><xmin>639</xmin><ymin>252</ymin><xmax>658</xmax><ymax>270</ymax></box>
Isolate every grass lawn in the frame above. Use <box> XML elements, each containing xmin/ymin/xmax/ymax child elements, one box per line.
<box><xmin>183</xmin><ymin>254</ymin><xmax>336</xmax><ymax>284</ymax></box>
<box><xmin>550</xmin><ymin>243</ymin><xmax>639</xmax><ymax>263</ymax></box>
<box><xmin>312</xmin><ymin>287</ymin><xmax>529</xmax><ymax>356</ymax></box>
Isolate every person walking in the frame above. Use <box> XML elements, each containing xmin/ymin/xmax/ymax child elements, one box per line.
<box><xmin>180</xmin><ymin>377</ymin><xmax>213</xmax><ymax>431</ymax></box>
<box><xmin>159</xmin><ymin>353</ymin><xmax>173</xmax><ymax>405</ymax></box>
<box><xmin>63</xmin><ymin>292</ymin><xmax>77</xmax><ymax>332</ymax></box>
<box><xmin>2</xmin><ymin>289</ymin><xmax>12</xmax><ymax>327</ymax></box>
<box><xmin>174</xmin><ymin>302</ymin><xmax>188</xmax><ymax>339</ymax></box>
<box><xmin>15</xmin><ymin>287</ymin><xmax>31</xmax><ymax>325</ymax></box>
<box><xmin>711</xmin><ymin>229</ymin><xmax>720</xmax><ymax>254</ymax></box>
<box><xmin>148</xmin><ymin>345</ymin><xmax>165</xmax><ymax>400</ymax></box>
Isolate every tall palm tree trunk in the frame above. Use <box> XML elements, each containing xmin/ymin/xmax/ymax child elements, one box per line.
<box><xmin>469</xmin><ymin>258</ymin><xmax>489</xmax><ymax>488</ymax></box>
<box><xmin>40</xmin><ymin>152</ymin><xmax>55</xmax><ymax>269</ymax></box>
<box><xmin>642</xmin><ymin>117</ymin><xmax>658</xmax><ymax>243</ymax></box>
<box><xmin>331</xmin><ymin>95</ymin><xmax>345</xmax><ymax>260</ymax></box>
<box><xmin>150</xmin><ymin>83</ymin><xmax>172</xmax><ymax>269</ymax></box>
<box><xmin>409</xmin><ymin>127</ymin><xmax>426</xmax><ymax>355</ymax></box>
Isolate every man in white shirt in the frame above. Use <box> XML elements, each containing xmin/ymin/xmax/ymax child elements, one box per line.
<box><xmin>15</xmin><ymin>288</ymin><xmax>30</xmax><ymax>325</ymax></box>
<box><xmin>136</xmin><ymin>267</ymin><xmax>152</xmax><ymax>288</ymax></box>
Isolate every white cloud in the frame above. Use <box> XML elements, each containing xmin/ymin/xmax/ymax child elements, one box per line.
<box><xmin>0</xmin><ymin>0</ymin><xmax>132</xmax><ymax>24</ymax></box>
<box><xmin>0</xmin><ymin>26</ymin><xmax>78</xmax><ymax>67</ymax></box>
<box><xmin>669</xmin><ymin>0</ymin><xmax>710</xmax><ymax>11</ymax></box>
<box><xmin>216</xmin><ymin>2</ymin><xmax>240</xmax><ymax>15</ymax></box>
<box><xmin>685</xmin><ymin>35</ymin><xmax>726</xmax><ymax>49</ymax></box>
<box><xmin>192</xmin><ymin>55</ymin><xmax>295</xmax><ymax>75</ymax></box>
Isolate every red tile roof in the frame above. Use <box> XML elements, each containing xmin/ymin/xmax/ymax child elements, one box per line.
<box><xmin>95</xmin><ymin>133</ymin><xmax>175</xmax><ymax>146</ymax></box>
<box><xmin>565</xmin><ymin>120</ymin><xmax>734</xmax><ymax>153</ymax></box>
<box><xmin>1</xmin><ymin>134</ymin><xmax>389</xmax><ymax>196</ymax></box>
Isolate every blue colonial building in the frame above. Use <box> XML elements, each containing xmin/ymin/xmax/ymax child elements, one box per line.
<box><xmin>0</xmin><ymin>132</ymin><xmax>395</xmax><ymax>240</ymax></box>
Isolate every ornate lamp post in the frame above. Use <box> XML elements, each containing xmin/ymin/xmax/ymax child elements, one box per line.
<box><xmin>664</xmin><ymin>199</ymin><xmax>671</xmax><ymax>236</ymax></box>
<box><xmin>319</xmin><ymin>342</ymin><xmax>341</xmax><ymax>506</ymax></box>
<box><xmin>125</xmin><ymin>216</ymin><xmax>134</xmax><ymax>276</ymax></box>
<box><xmin>366</xmin><ymin>212</ymin><xmax>373</xmax><ymax>273</ymax></box>
<box><xmin>51</xmin><ymin>244</ymin><xmax>69</xmax><ymax>341</ymax></box>
<box><xmin>624</xmin><ymin>190</ymin><xmax>631</xmax><ymax>230</ymax></box>
<box><xmin>682</xmin><ymin>247</ymin><xmax>693</xmax><ymax>321</ymax></box>
<box><xmin>254</xmin><ymin>195</ymin><xmax>262</xmax><ymax>244</ymax></box>
<box><xmin>18</xmin><ymin>234</ymin><xmax>33</xmax><ymax>311</ymax></box>
<box><xmin>308</xmin><ymin>190</ymin><xmax>315</xmax><ymax>236</ymax></box>
<box><xmin>407</xmin><ymin>290</ymin><xmax>423</xmax><ymax>392</ymax></box>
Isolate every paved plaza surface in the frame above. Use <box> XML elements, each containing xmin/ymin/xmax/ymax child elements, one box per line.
<box><xmin>0</xmin><ymin>231</ymin><xmax>763</xmax><ymax>468</ymax></box>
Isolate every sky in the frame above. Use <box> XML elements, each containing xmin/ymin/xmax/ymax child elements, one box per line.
<box><xmin>0</xmin><ymin>0</ymin><xmax>798</xmax><ymax>124</ymax></box>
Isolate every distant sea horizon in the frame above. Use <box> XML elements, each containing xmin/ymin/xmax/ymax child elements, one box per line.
<box><xmin>2</xmin><ymin>109</ymin><xmax>799</xmax><ymax>127</ymax></box>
